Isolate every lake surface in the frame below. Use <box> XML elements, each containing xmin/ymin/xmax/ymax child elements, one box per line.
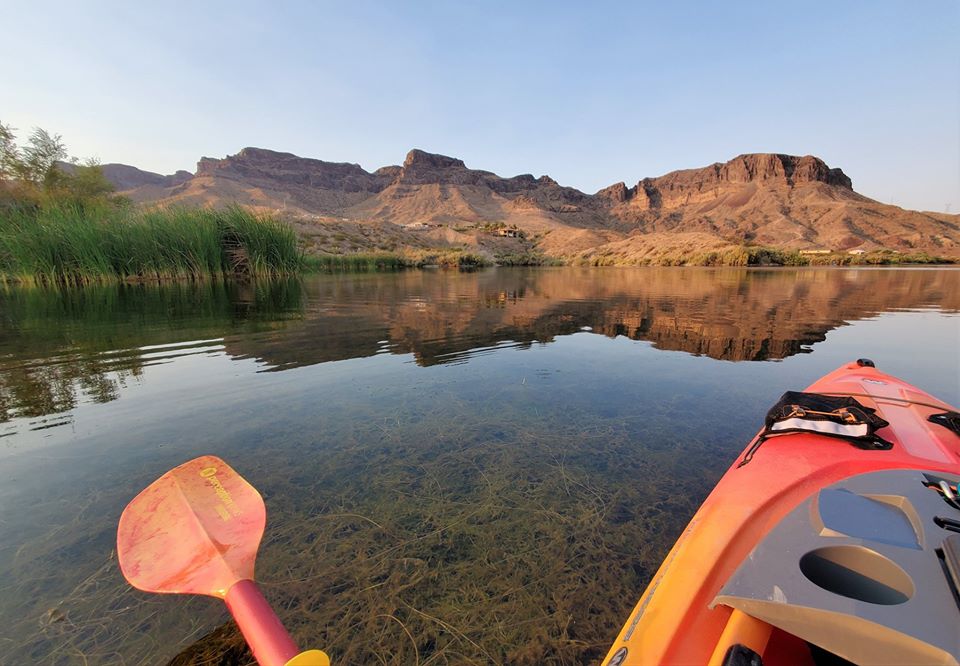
<box><xmin>1</xmin><ymin>267</ymin><xmax>958</xmax><ymax>665</ymax></box>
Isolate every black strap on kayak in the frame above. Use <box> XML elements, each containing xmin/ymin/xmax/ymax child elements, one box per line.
<box><xmin>737</xmin><ymin>391</ymin><xmax>893</xmax><ymax>468</ymax></box>
<box><xmin>930</xmin><ymin>411</ymin><xmax>960</xmax><ymax>437</ymax></box>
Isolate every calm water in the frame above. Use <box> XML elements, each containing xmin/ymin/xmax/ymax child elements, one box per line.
<box><xmin>1</xmin><ymin>267</ymin><xmax>958</xmax><ymax>665</ymax></box>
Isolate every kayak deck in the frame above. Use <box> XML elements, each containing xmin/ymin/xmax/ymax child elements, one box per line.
<box><xmin>603</xmin><ymin>361</ymin><xmax>960</xmax><ymax>665</ymax></box>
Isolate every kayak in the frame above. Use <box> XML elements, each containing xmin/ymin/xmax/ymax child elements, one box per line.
<box><xmin>602</xmin><ymin>360</ymin><xmax>960</xmax><ymax>666</ymax></box>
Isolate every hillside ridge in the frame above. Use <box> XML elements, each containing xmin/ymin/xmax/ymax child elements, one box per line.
<box><xmin>101</xmin><ymin>148</ymin><xmax>960</xmax><ymax>261</ymax></box>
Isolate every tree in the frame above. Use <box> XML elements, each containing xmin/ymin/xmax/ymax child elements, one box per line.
<box><xmin>0</xmin><ymin>123</ymin><xmax>119</xmax><ymax>207</ymax></box>
<box><xmin>19</xmin><ymin>128</ymin><xmax>67</xmax><ymax>187</ymax></box>
<box><xmin>57</xmin><ymin>159</ymin><xmax>116</xmax><ymax>203</ymax></box>
<box><xmin>0</xmin><ymin>122</ymin><xmax>19</xmax><ymax>181</ymax></box>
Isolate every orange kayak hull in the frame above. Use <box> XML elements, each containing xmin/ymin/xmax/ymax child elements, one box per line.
<box><xmin>602</xmin><ymin>361</ymin><xmax>960</xmax><ymax>665</ymax></box>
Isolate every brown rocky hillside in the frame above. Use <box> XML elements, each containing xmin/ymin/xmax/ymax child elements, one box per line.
<box><xmin>104</xmin><ymin>148</ymin><xmax>960</xmax><ymax>262</ymax></box>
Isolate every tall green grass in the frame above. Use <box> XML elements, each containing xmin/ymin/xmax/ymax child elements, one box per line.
<box><xmin>0</xmin><ymin>203</ymin><xmax>302</xmax><ymax>285</ymax></box>
<box><xmin>494</xmin><ymin>251</ymin><xmax>562</xmax><ymax>266</ymax></box>
<box><xmin>404</xmin><ymin>249</ymin><xmax>492</xmax><ymax>269</ymax></box>
<box><xmin>303</xmin><ymin>249</ymin><xmax>494</xmax><ymax>272</ymax></box>
<box><xmin>304</xmin><ymin>253</ymin><xmax>407</xmax><ymax>272</ymax></box>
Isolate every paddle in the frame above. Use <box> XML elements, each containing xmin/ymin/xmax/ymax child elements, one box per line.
<box><xmin>117</xmin><ymin>455</ymin><xmax>329</xmax><ymax>666</ymax></box>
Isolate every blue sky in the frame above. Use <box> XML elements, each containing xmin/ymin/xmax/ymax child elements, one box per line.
<box><xmin>2</xmin><ymin>0</ymin><xmax>957</xmax><ymax>211</ymax></box>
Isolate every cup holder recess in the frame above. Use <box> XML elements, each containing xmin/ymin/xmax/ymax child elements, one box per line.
<box><xmin>799</xmin><ymin>545</ymin><xmax>914</xmax><ymax>605</ymax></box>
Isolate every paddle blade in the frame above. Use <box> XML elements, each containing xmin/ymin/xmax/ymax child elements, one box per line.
<box><xmin>118</xmin><ymin>455</ymin><xmax>266</xmax><ymax>598</ymax></box>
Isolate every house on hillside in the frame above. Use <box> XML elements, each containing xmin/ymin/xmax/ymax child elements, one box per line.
<box><xmin>496</xmin><ymin>226</ymin><xmax>524</xmax><ymax>239</ymax></box>
<box><xmin>799</xmin><ymin>249</ymin><xmax>831</xmax><ymax>255</ymax></box>
<box><xmin>848</xmin><ymin>248</ymin><xmax>867</xmax><ymax>255</ymax></box>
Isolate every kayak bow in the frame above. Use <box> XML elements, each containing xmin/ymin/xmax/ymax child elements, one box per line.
<box><xmin>602</xmin><ymin>360</ymin><xmax>960</xmax><ymax>665</ymax></box>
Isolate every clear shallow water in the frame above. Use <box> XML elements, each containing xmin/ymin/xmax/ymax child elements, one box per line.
<box><xmin>0</xmin><ymin>267</ymin><xmax>957</xmax><ymax>665</ymax></box>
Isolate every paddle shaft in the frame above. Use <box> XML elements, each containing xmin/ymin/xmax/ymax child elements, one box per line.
<box><xmin>225</xmin><ymin>579</ymin><xmax>299</xmax><ymax>666</ymax></box>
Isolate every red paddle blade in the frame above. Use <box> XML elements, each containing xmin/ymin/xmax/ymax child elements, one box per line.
<box><xmin>117</xmin><ymin>455</ymin><xmax>266</xmax><ymax>599</ymax></box>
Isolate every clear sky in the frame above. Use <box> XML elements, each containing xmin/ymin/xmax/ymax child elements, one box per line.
<box><xmin>2</xmin><ymin>0</ymin><xmax>958</xmax><ymax>212</ymax></box>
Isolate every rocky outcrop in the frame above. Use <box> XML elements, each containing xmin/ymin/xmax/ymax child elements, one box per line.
<box><xmin>195</xmin><ymin>147</ymin><xmax>393</xmax><ymax>194</ymax></box>
<box><xmin>718</xmin><ymin>154</ymin><xmax>852</xmax><ymax>188</ymax></box>
<box><xmin>392</xmin><ymin>149</ymin><xmax>576</xmax><ymax>198</ymax></box>
<box><xmin>373</xmin><ymin>165</ymin><xmax>403</xmax><ymax>179</ymax></box>
<box><xmin>402</xmin><ymin>149</ymin><xmax>466</xmax><ymax>170</ymax></box>
<box><xmin>603</xmin><ymin>154</ymin><xmax>853</xmax><ymax>213</ymax></box>
<box><xmin>596</xmin><ymin>182</ymin><xmax>630</xmax><ymax>203</ymax></box>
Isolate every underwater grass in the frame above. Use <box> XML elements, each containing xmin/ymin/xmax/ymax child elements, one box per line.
<box><xmin>151</xmin><ymin>392</ymin><xmax>730</xmax><ymax>666</ymax></box>
<box><xmin>0</xmin><ymin>203</ymin><xmax>302</xmax><ymax>285</ymax></box>
<box><xmin>2</xmin><ymin>393</ymin><xmax>716</xmax><ymax>666</ymax></box>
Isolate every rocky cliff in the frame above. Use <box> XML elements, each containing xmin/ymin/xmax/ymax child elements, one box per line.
<box><xmin>598</xmin><ymin>154</ymin><xmax>853</xmax><ymax>209</ymax></box>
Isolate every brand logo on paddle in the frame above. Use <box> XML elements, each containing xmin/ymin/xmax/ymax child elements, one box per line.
<box><xmin>199</xmin><ymin>466</ymin><xmax>241</xmax><ymax>519</ymax></box>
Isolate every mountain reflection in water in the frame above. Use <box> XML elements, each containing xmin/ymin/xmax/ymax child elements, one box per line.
<box><xmin>2</xmin><ymin>268</ymin><xmax>957</xmax><ymax>430</ymax></box>
<box><xmin>231</xmin><ymin>267</ymin><xmax>958</xmax><ymax>368</ymax></box>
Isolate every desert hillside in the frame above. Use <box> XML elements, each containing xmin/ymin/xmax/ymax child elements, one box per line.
<box><xmin>102</xmin><ymin>149</ymin><xmax>960</xmax><ymax>263</ymax></box>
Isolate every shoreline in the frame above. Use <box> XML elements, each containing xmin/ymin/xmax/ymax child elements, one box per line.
<box><xmin>1</xmin><ymin>256</ymin><xmax>955</xmax><ymax>287</ymax></box>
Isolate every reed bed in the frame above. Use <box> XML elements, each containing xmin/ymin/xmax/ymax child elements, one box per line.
<box><xmin>493</xmin><ymin>251</ymin><xmax>562</xmax><ymax>266</ymax></box>
<box><xmin>404</xmin><ymin>249</ymin><xmax>492</xmax><ymax>270</ymax></box>
<box><xmin>0</xmin><ymin>204</ymin><xmax>302</xmax><ymax>285</ymax></box>
<box><xmin>304</xmin><ymin>249</ymin><xmax>493</xmax><ymax>273</ymax></box>
<box><xmin>305</xmin><ymin>253</ymin><xmax>407</xmax><ymax>273</ymax></box>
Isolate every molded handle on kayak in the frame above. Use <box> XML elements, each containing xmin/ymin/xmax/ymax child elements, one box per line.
<box><xmin>224</xmin><ymin>579</ymin><xmax>316</xmax><ymax>666</ymax></box>
<box><xmin>706</xmin><ymin>608</ymin><xmax>772</xmax><ymax>666</ymax></box>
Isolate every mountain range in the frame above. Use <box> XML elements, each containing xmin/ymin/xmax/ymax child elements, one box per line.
<box><xmin>98</xmin><ymin>148</ymin><xmax>960</xmax><ymax>262</ymax></box>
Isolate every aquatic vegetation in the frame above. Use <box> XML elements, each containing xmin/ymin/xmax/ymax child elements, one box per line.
<box><xmin>573</xmin><ymin>245</ymin><xmax>953</xmax><ymax>267</ymax></box>
<box><xmin>493</xmin><ymin>251</ymin><xmax>562</xmax><ymax>266</ymax></box>
<box><xmin>444</xmin><ymin>251</ymin><xmax>490</xmax><ymax>269</ymax></box>
<box><xmin>302</xmin><ymin>249</ymin><xmax>493</xmax><ymax>272</ymax></box>
<box><xmin>304</xmin><ymin>253</ymin><xmax>407</xmax><ymax>272</ymax></box>
<box><xmin>0</xmin><ymin>203</ymin><xmax>303</xmax><ymax>285</ymax></box>
<box><xmin>0</xmin><ymin>375</ymin><xmax>722</xmax><ymax>665</ymax></box>
<box><xmin>401</xmin><ymin>249</ymin><xmax>493</xmax><ymax>270</ymax></box>
<box><xmin>163</xmin><ymin>400</ymin><xmax>726</xmax><ymax>666</ymax></box>
<box><xmin>804</xmin><ymin>250</ymin><xmax>952</xmax><ymax>266</ymax></box>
